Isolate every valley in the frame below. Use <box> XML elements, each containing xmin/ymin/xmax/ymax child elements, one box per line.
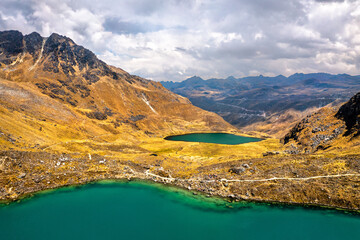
<box><xmin>0</xmin><ymin>30</ymin><xmax>359</xmax><ymax>212</ymax></box>
<box><xmin>162</xmin><ymin>75</ymin><xmax>360</xmax><ymax>137</ymax></box>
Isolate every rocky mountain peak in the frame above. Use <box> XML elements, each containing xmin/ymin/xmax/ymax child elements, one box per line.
<box><xmin>24</xmin><ymin>32</ymin><xmax>43</xmax><ymax>57</ymax></box>
<box><xmin>0</xmin><ymin>30</ymin><xmax>43</xmax><ymax>58</ymax></box>
<box><xmin>0</xmin><ymin>30</ymin><xmax>24</xmax><ymax>63</ymax></box>
<box><xmin>40</xmin><ymin>32</ymin><xmax>111</xmax><ymax>79</ymax></box>
<box><xmin>0</xmin><ymin>30</ymin><xmax>121</xmax><ymax>84</ymax></box>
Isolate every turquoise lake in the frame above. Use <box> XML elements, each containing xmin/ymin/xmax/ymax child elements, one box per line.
<box><xmin>164</xmin><ymin>133</ymin><xmax>262</xmax><ymax>145</ymax></box>
<box><xmin>1</xmin><ymin>182</ymin><xmax>359</xmax><ymax>240</ymax></box>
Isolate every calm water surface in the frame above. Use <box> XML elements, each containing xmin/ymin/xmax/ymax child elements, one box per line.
<box><xmin>165</xmin><ymin>133</ymin><xmax>261</xmax><ymax>145</ymax></box>
<box><xmin>1</xmin><ymin>182</ymin><xmax>359</xmax><ymax>240</ymax></box>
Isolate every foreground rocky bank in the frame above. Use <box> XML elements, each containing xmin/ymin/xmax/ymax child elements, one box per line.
<box><xmin>1</xmin><ymin>150</ymin><xmax>359</xmax><ymax>211</ymax></box>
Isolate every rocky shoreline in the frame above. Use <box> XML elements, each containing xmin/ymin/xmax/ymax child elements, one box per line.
<box><xmin>1</xmin><ymin>150</ymin><xmax>359</xmax><ymax>213</ymax></box>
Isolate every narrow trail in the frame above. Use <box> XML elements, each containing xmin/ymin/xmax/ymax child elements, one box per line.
<box><xmin>219</xmin><ymin>173</ymin><xmax>360</xmax><ymax>182</ymax></box>
<box><xmin>144</xmin><ymin>170</ymin><xmax>360</xmax><ymax>183</ymax></box>
<box><xmin>145</xmin><ymin>170</ymin><xmax>175</xmax><ymax>181</ymax></box>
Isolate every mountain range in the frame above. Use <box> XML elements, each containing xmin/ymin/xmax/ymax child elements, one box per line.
<box><xmin>161</xmin><ymin>74</ymin><xmax>360</xmax><ymax>137</ymax></box>
<box><xmin>0</xmin><ymin>30</ymin><xmax>233</xmax><ymax>153</ymax></box>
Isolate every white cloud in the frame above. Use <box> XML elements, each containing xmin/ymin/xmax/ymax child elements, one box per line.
<box><xmin>0</xmin><ymin>0</ymin><xmax>359</xmax><ymax>81</ymax></box>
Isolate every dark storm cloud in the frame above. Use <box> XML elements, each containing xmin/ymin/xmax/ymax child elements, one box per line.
<box><xmin>0</xmin><ymin>0</ymin><xmax>359</xmax><ymax>81</ymax></box>
<box><xmin>1</xmin><ymin>0</ymin><xmax>33</xmax><ymax>15</ymax></box>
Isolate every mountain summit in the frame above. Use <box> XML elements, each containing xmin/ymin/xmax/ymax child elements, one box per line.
<box><xmin>0</xmin><ymin>30</ymin><xmax>233</xmax><ymax>152</ymax></box>
<box><xmin>1</xmin><ymin>30</ymin><xmax>131</xmax><ymax>82</ymax></box>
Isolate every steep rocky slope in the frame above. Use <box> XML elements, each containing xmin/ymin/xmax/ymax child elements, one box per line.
<box><xmin>283</xmin><ymin>92</ymin><xmax>360</xmax><ymax>154</ymax></box>
<box><xmin>335</xmin><ymin>92</ymin><xmax>360</xmax><ymax>136</ymax></box>
<box><xmin>0</xmin><ymin>30</ymin><xmax>234</xmax><ymax>153</ymax></box>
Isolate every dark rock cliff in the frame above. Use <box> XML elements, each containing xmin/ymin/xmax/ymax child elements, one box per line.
<box><xmin>0</xmin><ymin>30</ymin><xmax>24</xmax><ymax>64</ymax></box>
<box><xmin>335</xmin><ymin>92</ymin><xmax>360</xmax><ymax>136</ymax></box>
<box><xmin>24</xmin><ymin>32</ymin><xmax>43</xmax><ymax>59</ymax></box>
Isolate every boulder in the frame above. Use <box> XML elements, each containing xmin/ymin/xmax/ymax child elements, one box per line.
<box><xmin>229</xmin><ymin>167</ymin><xmax>245</xmax><ymax>174</ymax></box>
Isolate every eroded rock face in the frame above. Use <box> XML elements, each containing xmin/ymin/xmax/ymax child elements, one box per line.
<box><xmin>0</xmin><ymin>30</ymin><xmax>24</xmax><ymax>64</ymax></box>
<box><xmin>283</xmin><ymin>117</ymin><xmax>309</xmax><ymax>145</ymax></box>
<box><xmin>335</xmin><ymin>92</ymin><xmax>360</xmax><ymax>136</ymax></box>
<box><xmin>0</xmin><ymin>31</ymin><xmax>121</xmax><ymax>84</ymax></box>
<box><xmin>24</xmin><ymin>32</ymin><xmax>43</xmax><ymax>60</ymax></box>
<box><xmin>0</xmin><ymin>31</ymin><xmax>44</xmax><ymax>64</ymax></box>
<box><xmin>42</xmin><ymin>33</ymin><xmax>116</xmax><ymax>82</ymax></box>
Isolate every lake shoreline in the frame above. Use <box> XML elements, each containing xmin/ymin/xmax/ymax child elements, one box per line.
<box><xmin>2</xmin><ymin>171</ymin><xmax>360</xmax><ymax>216</ymax></box>
<box><xmin>1</xmin><ymin>150</ymin><xmax>360</xmax><ymax>213</ymax></box>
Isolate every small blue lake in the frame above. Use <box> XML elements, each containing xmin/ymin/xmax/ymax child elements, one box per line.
<box><xmin>164</xmin><ymin>133</ymin><xmax>262</xmax><ymax>145</ymax></box>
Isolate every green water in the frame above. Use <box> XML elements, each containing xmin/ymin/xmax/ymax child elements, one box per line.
<box><xmin>1</xmin><ymin>182</ymin><xmax>359</xmax><ymax>240</ymax></box>
<box><xmin>165</xmin><ymin>133</ymin><xmax>261</xmax><ymax>145</ymax></box>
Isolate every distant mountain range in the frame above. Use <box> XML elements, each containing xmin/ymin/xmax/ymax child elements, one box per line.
<box><xmin>161</xmin><ymin>73</ymin><xmax>360</xmax><ymax>137</ymax></box>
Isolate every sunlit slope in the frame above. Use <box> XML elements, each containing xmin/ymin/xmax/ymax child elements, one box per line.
<box><xmin>0</xmin><ymin>30</ymin><xmax>235</xmax><ymax>153</ymax></box>
<box><xmin>283</xmin><ymin>92</ymin><xmax>360</xmax><ymax>155</ymax></box>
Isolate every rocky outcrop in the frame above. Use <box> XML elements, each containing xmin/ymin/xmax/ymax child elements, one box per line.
<box><xmin>282</xmin><ymin>106</ymin><xmax>346</xmax><ymax>153</ymax></box>
<box><xmin>0</xmin><ymin>30</ymin><xmax>24</xmax><ymax>64</ymax></box>
<box><xmin>42</xmin><ymin>33</ymin><xmax>117</xmax><ymax>82</ymax></box>
<box><xmin>335</xmin><ymin>92</ymin><xmax>360</xmax><ymax>136</ymax></box>
<box><xmin>0</xmin><ymin>31</ymin><xmax>122</xmax><ymax>84</ymax></box>
<box><xmin>282</xmin><ymin>117</ymin><xmax>309</xmax><ymax>144</ymax></box>
<box><xmin>282</xmin><ymin>92</ymin><xmax>360</xmax><ymax>153</ymax></box>
<box><xmin>24</xmin><ymin>32</ymin><xmax>43</xmax><ymax>60</ymax></box>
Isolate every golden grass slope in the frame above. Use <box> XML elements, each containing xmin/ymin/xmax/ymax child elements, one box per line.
<box><xmin>0</xmin><ymin>31</ymin><xmax>235</xmax><ymax>154</ymax></box>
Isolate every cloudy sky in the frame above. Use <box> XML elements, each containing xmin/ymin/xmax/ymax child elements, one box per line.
<box><xmin>0</xmin><ymin>0</ymin><xmax>359</xmax><ymax>81</ymax></box>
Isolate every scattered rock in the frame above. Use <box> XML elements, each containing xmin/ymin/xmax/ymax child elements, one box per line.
<box><xmin>229</xmin><ymin>167</ymin><xmax>245</xmax><ymax>174</ymax></box>
<box><xmin>242</xmin><ymin>163</ymin><xmax>250</xmax><ymax>168</ymax></box>
<box><xmin>86</xmin><ymin>111</ymin><xmax>107</xmax><ymax>120</ymax></box>
<box><xmin>18</xmin><ymin>173</ymin><xmax>26</xmax><ymax>179</ymax></box>
<box><xmin>129</xmin><ymin>115</ymin><xmax>146</xmax><ymax>122</ymax></box>
<box><xmin>262</xmin><ymin>151</ymin><xmax>280</xmax><ymax>157</ymax></box>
